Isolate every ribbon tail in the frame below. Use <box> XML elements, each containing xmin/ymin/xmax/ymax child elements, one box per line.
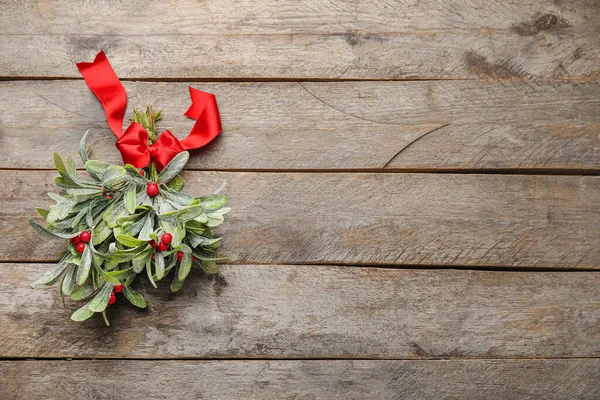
<box><xmin>179</xmin><ymin>86</ymin><xmax>222</xmax><ymax>150</ymax></box>
<box><xmin>77</xmin><ymin>51</ymin><xmax>127</xmax><ymax>138</ymax></box>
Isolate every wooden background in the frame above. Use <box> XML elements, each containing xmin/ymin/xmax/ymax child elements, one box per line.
<box><xmin>1</xmin><ymin>1</ymin><xmax>599</xmax><ymax>399</ymax></box>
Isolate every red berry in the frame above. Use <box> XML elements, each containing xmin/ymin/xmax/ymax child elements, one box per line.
<box><xmin>192</xmin><ymin>256</ymin><xmax>196</xmax><ymax>262</ymax></box>
<box><xmin>108</xmin><ymin>293</ymin><xmax>117</xmax><ymax>305</ymax></box>
<box><xmin>146</xmin><ymin>183</ymin><xmax>159</xmax><ymax>197</ymax></box>
<box><xmin>70</xmin><ymin>236</ymin><xmax>81</xmax><ymax>244</ymax></box>
<box><xmin>158</xmin><ymin>242</ymin><xmax>168</xmax><ymax>252</ymax></box>
<box><xmin>149</xmin><ymin>240</ymin><xmax>158</xmax><ymax>248</ymax></box>
<box><xmin>161</xmin><ymin>233</ymin><xmax>173</xmax><ymax>245</ymax></box>
<box><xmin>151</xmin><ymin>254</ymin><xmax>155</xmax><ymax>260</ymax></box>
<box><xmin>79</xmin><ymin>231</ymin><xmax>91</xmax><ymax>243</ymax></box>
<box><xmin>75</xmin><ymin>243</ymin><xmax>86</xmax><ymax>253</ymax></box>
<box><xmin>139</xmin><ymin>170</ymin><xmax>145</xmax><ymax>177</ymax></box>
<box><xmin>113</xmin><ymin>284</ymin><xmax>123</xmax><ymax>294</ymax></box>
<box><xmin>177</xmin><ymin>251</ymin><xmax>183</xmax><ymax>262</ymax></box>
<box><xmin>107</xmin><ymin>195</ymin><xmax>113</xmax><ymax>199</ymax></box>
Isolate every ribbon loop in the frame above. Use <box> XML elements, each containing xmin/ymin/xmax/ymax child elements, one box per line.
<box><xmin>77</xmin><ymin>51</ymin><xmax>222</xmax><ymax>171</ymax></box>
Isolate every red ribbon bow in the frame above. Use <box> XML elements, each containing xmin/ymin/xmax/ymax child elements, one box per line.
<box><xmin>76</xmin><ymin>51</ymin><xmax>222</xmax><ymax>170</ymax></box>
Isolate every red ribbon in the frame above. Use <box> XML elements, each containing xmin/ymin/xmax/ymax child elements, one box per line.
<box><xmin>76</xmin><ymin>51</ymin><xmax>222</xmax><ymax>170</ymax></box>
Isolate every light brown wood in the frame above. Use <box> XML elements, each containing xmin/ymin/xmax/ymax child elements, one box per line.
<box><xmin>1</xmin><ymin>263</ymin><xmax>599</xmax><ymax>359</ymax></box>
<box><xmin>0</xmin><ymin>0</ymin><xmax>598</xmax><ymax>79</ymax></box>
<box><xmin>1</xmin><ymin>80</ymin><xmax>599</xmax><ymax>170</ymax></box>
<box><xmin>2</xmin><ymin>171</ymin><xmax>600</xmax><ymax>268</ymax></box>
<box><xmin>2</xmin><ymin>359</ymin><xmax>599</xmax><ymax>400</ymax></box>
<box><xmin>4</xmin><ymin>0</ymin><xmax>598</xmax><ymax>34</ymax></box>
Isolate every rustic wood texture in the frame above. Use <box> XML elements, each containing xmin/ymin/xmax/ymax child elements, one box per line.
<box><xmin>2</xmin><ymin>359</ymin><xmax>599</xmax><ymax>400</ymax></box>
<box><xmin>2</xmin><ymin>171</ymin><xmax>599</xmax><ymax>268</ymax></box>
<box><xmin>2</xmin><ymin>263</ymin><xmax>599</xmax><ymax>359</ymax></box>
<box><xmin>2</xmin><ymin>0</ymin><xmax>599</xmax><ymax>394</ymax></box>
<box><xmin>1</xmin><ymin>80</ymin><xmax>599</xmax><ymax>170</ymax></box>
<box><xmin>0</xmin><ymin>1</ymin><xmax>598</xmax><ymax>79</ymax></box>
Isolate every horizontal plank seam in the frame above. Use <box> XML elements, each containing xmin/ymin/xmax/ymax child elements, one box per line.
<box><xmin>1</xmin><ymin>356</ymin><xmax>599</xmax><ymax>362</ymax></box>
<box><xmin>1</xmin><ymin>168</ymin><xmax>600</xmax><ymax>176</ymax></box>
<box><xmin>4</xmin><ymin>261</ymin><xmax>599</xmax><ymax>273</ymax></box>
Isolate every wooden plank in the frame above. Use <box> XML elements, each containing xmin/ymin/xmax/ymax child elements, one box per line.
<box><xmin>1</xmin><ymin>263</ymin><xmax>599</xmax><ymax>358</ymax></box>
<box><xmin>0</xmin><ymin>1</ymin><xmax>598</xmax><ymax>79</ymax></box>
<box><xmin>3</xmin><ymin>0</ymin><xmax>597</xmax><ymax>35</ymax></box>
<box><xmin>2</xmin><ymin>359</ymin><xmax>599</xmax><ymax>400</ymax></box>
<box><xmin>3</xmin><ymin>171</ymin><xmax>600</xmax><ymax>268</ymax></box>
<box><xmin>1</xmin><ymin>80</ymin><xmax>599</xmax><ymax>170</ymax></box>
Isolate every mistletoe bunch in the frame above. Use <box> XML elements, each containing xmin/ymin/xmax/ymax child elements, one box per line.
<box><xmin>29</xmin><ymin>109</ymin><xmax>229</xmax><ymax>325</ymax></box>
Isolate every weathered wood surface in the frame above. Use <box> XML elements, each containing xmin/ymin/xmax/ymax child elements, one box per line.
<box><xmin>2</xmin><ymin>171</ymin><xmax>600</xmax><ymax>268</ymax></box>
<box><xmin>2</xmin><ymin>359</ymin><xmax>599</xmax><ymax>400</ymax></box>
<box><xmin>0</xmin><ymin>1</ymin><xmax>598</xmax><ymax>79</ymax></box>
<box><xmin>1</xmin><ymin>80</ymin><xmax>599</xmax><ymax>170</ymax></box>
<box><xmin>2</xmin><ymin>263</ymin><xmax>599</xmax><ymax>359</ymax></box>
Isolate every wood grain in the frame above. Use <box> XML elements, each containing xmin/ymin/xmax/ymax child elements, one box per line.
<box><xmin>2</xmin><ymin>171</ymin><xmax>600</xmax><ymax>268</ymax></box>
<box><xmin>2</xmin><ymin>359</ymin><xmax>599</xmax><ymax>400</ymax></box>
<box><xmin>1</xmin><ymin>80</ymin><xmax>599</xmax><ymax>170</ymax></box>
<box><xmin>0</xmin><ymin>1</ymin><xmax>598</xmax><ymax>79</ymax></box>
<box><xmin>2</xmin><ymin>263</ymin><xmax>599</xmax><ymax>359</ymax></box>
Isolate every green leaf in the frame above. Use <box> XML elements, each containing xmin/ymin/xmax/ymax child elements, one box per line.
<box><xmin>76</xmin><ymin>244</ymin><xmax>93</xmax><ymax>285</ymax></box>
<box><xmin>200</xmin><ymin>194</ymin><xmax>227</xmax><ymax>211</ymax></box>
<box><xmin>201</xmin><ymin>260</ymin><xmax>219</xmax><ymax>274</ymax></box>
<box><xmin>31</xmin><ymin>262</ymin><xmax>68</xmax><ymax>287</ymax></box>
<box><xmin>54</xmin><ymin>153</ymin><xmax>67</xmax><ymax>175</ymax></box>
<box><xmin>167</xmin><ymin>175</ymin><xmax>185</xmax><ymax>191</ymax></box>
<box><xmin>71</xmin><ymin>285</ymin><xmax>95</xmax><ymax>300</ymax></box>
<box><xmin>205</xmin><ymin>212</ymin><xmax>225</xmax><ymax>227</ymax></box>
<box><xmin>138</xmin><ymin>215</ymin><xmax>154</xmax><ymax>241</ymax></box>
<box><xmin>170</xmin><ymin>275</ymin><xmax>184</xmax><ymax>292</ymax></box>
<box><xmin>71</xmin><ymin>300</ymin><xmax>96</xmax><ymax>322</ymax></box>
<box><xmin>36</xmin><ymin>208</ymin><xmax>49</xmax><ymax>219</ymax></box>
<box><xmin>146</xmin><ymin>257</ymin><xmax>157</xmax><ymax>288</ymax></box>
<box><xmin>85</xmin><ymin>160</ymin><xmax>111</xmax><ymax>178</ymax></box>
<box><xmin>158</xmin><ymin>151</ymin><xmax>189</xmax><ymax>184</ymax></box>
<box><xmin>102</xmin><ymin>165</ymin><xmax>127</xmax><ymax>187</ymax></box>
<box><xmin>155</xmin><ymin>252</ymin><xmax>165</xmax><ymax>280</ymax></box>
<box><xmin>125</xmin><ymin>185</ymin><xmax>137</xmax><ymax>214</ymax></box>
<box><xmin>93</xmin><ymin>221</ymin><xmax>112</xmax><ymax>245</ymax></box>
<box><xmin>29</xmin><ymin>219</ymin><xmax>79</xmax><ymax>240</ymax></box>
<box><xmin>159</xmin><ymin>204</ymin><xmax>204</xmax><ymax>224</ymax></box>
<box><xmin>178</xmin><ymin>252</ymin><xmax>192</xmax><ymax>281</ymax></box>
<box><xmin>132</xmin><ymin>256</ymin><xmax>147</xmax><ymax>273</ymax></box>
<box><xmin>79</xmin><ymin>130</ymin><xmax>91</xmax><ymax>166</ymax></box>
<box><xmin>88</xmin><ymin>283</ymin><xmax>113</xmax><ymax>312</ymax></box>
<box><xmin>123</xmin><ymin>286</ymin><xmax>147</xmax><ymax>308</ymax></box>
<box><xmin>116</xmin><ymin>234</ymin><xmax>147</xmax><ymax>248</ymax></box>
<box><xmin>61</xmin><ymin>266</ymin><xmax>77</xmax><ymax>295</ymax></box>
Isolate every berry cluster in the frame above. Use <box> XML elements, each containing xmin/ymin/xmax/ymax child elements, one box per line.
<box><xmin>109</xmin><ymin>284</ymin><xmax>123</xmax><ymax>305</ymax></box>
<box><xmin>70</xmin><ymin>231</ymin><xmax>91</xmax><ymax>253</ymax></box>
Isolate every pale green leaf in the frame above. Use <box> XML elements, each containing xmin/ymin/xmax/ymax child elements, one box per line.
<box><xmin>200</xmin><ymin>194</ymin><xmax>227</xmax><ymax>211</ymax></box>
<box><xmin>158</xmin><ymin>151</ymin><xmax>189</xmax><ymax>184</ymax></box>
<box><xmin>76</xmin><ymin>244</ymin><xmax>93</xmax><ymax>285</ymax></box>
<box><xmin>125</xmin><ymin>185</ymin><xmax>137</xmax><ymax>215</ymax></box>
<box><xmin>155</xmin><ymin>252</ymin><xmax>165</xmax><ymax>280</ymax></box>
<box><xmin>88</xmin><ymin>283</ymin><xmax>113</xmax><ymax>312</ymax></box>
<box><xmin>61</xmin><ymin>266</ymin><xmax>77</xmax><ymax>295</ymax></box>
<box><xmin>71</xmin><ymin>300</ymin><xmax>96</xmax><ymax>322</ymax></box>
<box><xmin>31</xmin><ymin>262</ymin><xmax>68</xmax><ymax>287</ymax></box>
<box><xmin>92</xmin><ymin>221</ymin><xmax>112</xmax><ymax>245</ymax></box>
<box><xmin>178</xmin><ymin>252</ymin><xmax>192</xmax><ymax>281</ymax></box>
<box><xmin>123</xmin><ymin>286</ymin><xmax>147</xmax><ymax>308</ymax></box>
<box><xmin>116</xmin><ymin>234</ymin><xmax>147</xmax><ymax>248</ymax></box>
<box><xmin>85</xmin><ymin>160</ymin><xmax>111</xmax><ymax>178</ymax></box>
